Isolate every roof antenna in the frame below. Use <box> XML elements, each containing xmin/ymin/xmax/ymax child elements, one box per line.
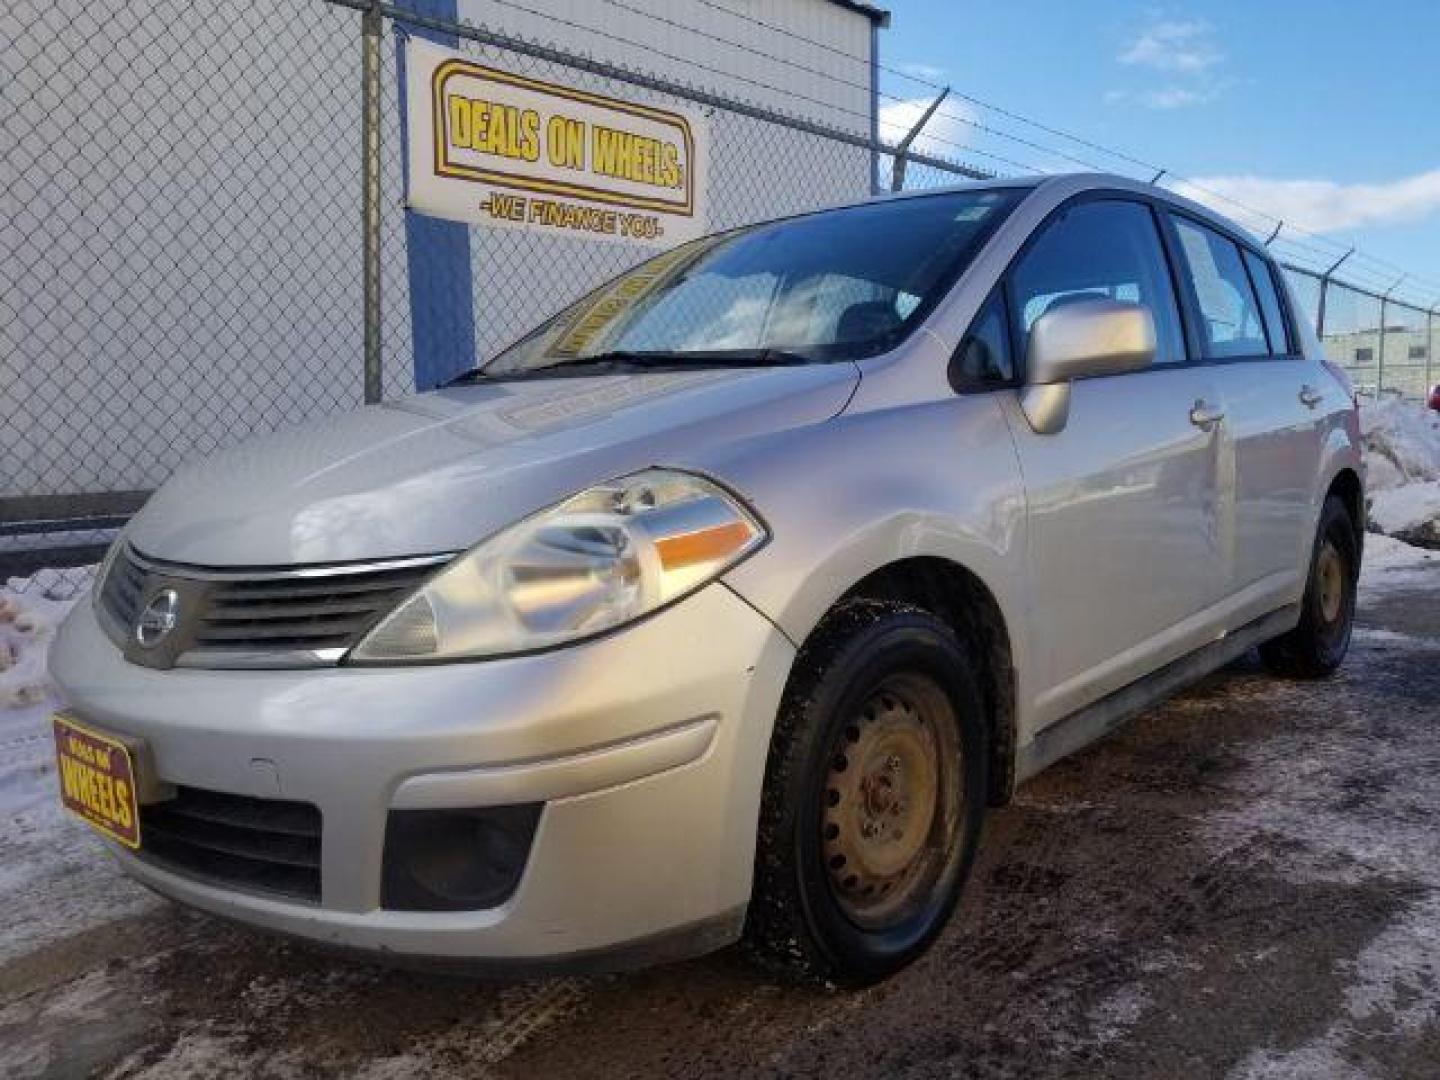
<box><xmin>1263</xmin><ymin>220</ymin><xmax>1284</xmax><ymax>246</ymax></box>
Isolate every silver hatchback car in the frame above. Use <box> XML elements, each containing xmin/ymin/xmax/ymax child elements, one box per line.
<box><xmin>51</xmin><ymin>174</ymin><xmax>1363</xmax><ymax>984</ymax></box>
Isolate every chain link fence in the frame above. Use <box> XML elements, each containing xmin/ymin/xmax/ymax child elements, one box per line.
<box><xmin>4</xmin><ymin>0</ymin><xmax>372</xmax><ymax>592</ymax></box>
<box><xmin>1280</xmin><ymin>265</ymin><xmax>1436</xmax><ymax>403</ymax></box>
<box><xmin>3</xmin><ymin>0</ymin><xmax>1436</xmax><ymax>595</ymax></box>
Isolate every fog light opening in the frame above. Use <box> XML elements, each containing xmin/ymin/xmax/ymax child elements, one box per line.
<box><xmin>381</xmin><ymin>804</ymin><xmax>542</xmax><ymax>912</ymax></box>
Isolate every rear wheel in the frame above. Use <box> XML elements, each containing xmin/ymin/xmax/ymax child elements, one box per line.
<box><xmin>1260</xmin><ymin>495</ymin><xmax>1358</xmax><ymax>678</ymax></box>
<box><xmin>746</xmin><ymin>601</ymin><xmax>987</xmax><ymax>985</ymax></box>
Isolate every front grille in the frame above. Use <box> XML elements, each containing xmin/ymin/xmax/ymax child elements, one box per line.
<box><xmin>98</xmin><ymin>543</ymin><xmax>148</xmax><ymax>631</ymax></box>
<box><xmin>194</xmin><ymin>565</ymin><xmax>434</xmax><ymax>652</ymax></box>
<box><xmin>96</xmin><ymin>544</ymin><xmax>449</xmax><ymax>668</ymax></box>
<box><xmin>139</xmin><ymin>786</ymin><xmax>323</xmax><ymax>903</ymax></box>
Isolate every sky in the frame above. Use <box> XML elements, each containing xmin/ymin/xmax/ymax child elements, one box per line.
<box><xmin>875</xmin><ymin>0</ymin><xmax>1440</xmax><ymax>306</ymax></box>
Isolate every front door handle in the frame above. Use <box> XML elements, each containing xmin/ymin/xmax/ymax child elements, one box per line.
<box><xmin>1299</xmin><ymin>384</ymin><xmax>1324</xmax><ymax>408</ymax></box>
<box><xmin>1189</xmin><ymin>400</ymin><xmax>1225</xmax><ymax>429</ymax></box>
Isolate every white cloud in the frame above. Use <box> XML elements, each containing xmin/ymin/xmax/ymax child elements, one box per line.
<box><xmin>1170</xmin><ymin>168</ymin><xmax>1440</xmax><ymax>234</ymax></box>
<box><xmin>1111</xmin><ymin>17</ymin><xmax>1226</xmax><ymax>109</ymax></box>
<box><xmin>1140</xmin><ymin>85</ymin><xmax>1221</xmax><ymax>109</ymax></box>
<box><xmin>895</xmin><ymin>61</ymin><xmax>947</xmax><ymax>83</ymax></box>
<box><xmin>1119</xmin><ymin>19</ymin><xmax>1222</xmax><ymax>73</ymax></box>
<box><xmin>1104</xmin><ymin>86</ymin><xmax>1221</xmax><ymax>110</ymax></box>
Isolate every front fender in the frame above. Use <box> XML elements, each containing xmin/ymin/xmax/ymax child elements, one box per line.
<box><xmin>704</xmin><ymin>392</ymin><xmax>1031</xmax><ymax>696</ymax></box>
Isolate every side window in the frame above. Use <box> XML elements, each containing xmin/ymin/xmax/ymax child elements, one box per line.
<box><xmin>1009</xmin><ymin>200</ymin><xmax>1186</xmax><ymax>366</ymax></box>
<box><xmin>1171</xmin><ymin>217</ymin><xmax>1269</xmax><ymax>359</ymax></box>
<box><xmin>951</xmin><ymin>289</ymin><xmax>1013</xmax><ymax>390</ymax></box>
<box><xmin>1241</xmin><ymin>249</ymin><xmax>1292</xmax><ymax>355</ymax></box>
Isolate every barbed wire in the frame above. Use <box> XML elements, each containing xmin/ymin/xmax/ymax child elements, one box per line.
<box><xmin>590</xmin><ymin>0</ymin><xmax>1114</xmax><ymax>175</ymax></box>
<box><xmin>691</xmin><ymin>0</ymin><xmax>1160</xmax><ymax>175</ymax></box>
<box><xmin>660</xmin><ymin>0</ymin><xmax>1440</xmax><ymax>309</ymax></box>
<box><xmin>451</xmin><ymin>0</ymin><xmax>1044</xmax><ymax>174</ymax></box>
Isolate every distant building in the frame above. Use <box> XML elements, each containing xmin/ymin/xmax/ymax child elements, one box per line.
<box><xmin>1321</xmin><ymin>325</ymin><xmax>1434</xmax><ymax>397</ymax></box>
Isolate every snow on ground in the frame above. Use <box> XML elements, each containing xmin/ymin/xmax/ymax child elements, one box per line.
<box><xmin>1360</xmin><ymin>396</ymin><xmax>1440</xmax><ymax>492</ymax></box>
<box><xmin>0</xmin><ymin>567</ymin><xmax>89</xmax><ymax>709</ymax></box>
<box><xmin>1361</xmin><ymin>531</ymin><xmax>1440</xmax><ymax>583</ymax></box>
<box><xmin>1369</xmin><ymin>479</ymin><xmax>1440</xmax><ymax>535</ymax></box>
<box><xmin>1198</xmin><ymin>518</ymin><xmax>1440</xmax><ymax>1079</ymax></box>
<box><xmin>0</xmin><ymin>567</ymin><xmax>159</xmax><ymax>965</ymax></box>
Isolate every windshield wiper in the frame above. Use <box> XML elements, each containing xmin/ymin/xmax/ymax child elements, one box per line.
<box><xmin>528</xmin><ymin>348</ymin><xmax>816</xmax><ymax>374</ymax></box>
<box><xmin>449</xmin><ymin>349</ymin><xmax>817</xmax><ymax>384</ymax></box>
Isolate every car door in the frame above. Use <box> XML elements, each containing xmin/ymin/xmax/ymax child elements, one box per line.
<box><xmin>1167</xmin><ymin>214</ymin><xmax>1320</xmax><ymax>618</ymax></box>
<box><xmin>998</xmin><ymin>197</ymin><xmax>1226</xmax><ymax>728</ymax></box>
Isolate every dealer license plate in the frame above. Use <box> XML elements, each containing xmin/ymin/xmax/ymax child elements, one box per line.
<box><xmin>53</xmin><ymin>712</ymin><xmax>141</xmax><ymax>849</ymax></box>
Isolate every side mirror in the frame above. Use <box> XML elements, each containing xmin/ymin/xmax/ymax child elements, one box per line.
<box><xmin>1019</xmin><ymin>298</ymin><xmax>1157</xmax><ymax>434</ymax></box>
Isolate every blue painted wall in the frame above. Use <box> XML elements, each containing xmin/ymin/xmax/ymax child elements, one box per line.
<box><xmin>393</xmin><ymin>0</ymin><xmax>476</xmax><ymax>390</ymax></box>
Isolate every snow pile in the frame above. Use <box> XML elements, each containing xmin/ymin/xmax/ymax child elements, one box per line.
<box><xmin>1361</xmin><ymin>397</ymin><xmax>1440</xmax><ymax>492</ymax></box>
<box><xmin>1361</xmin><ymin>398</ymin><xmax>1440</xmax><ymax>547</ymax></box>
<box><xmin>0</xmin><ymin>568</ymin><xmax>91</xmax><ymax>709</ymax></box>
<box><xmin>1370</xmin><ymin>480</ymin><xmax>1440</xmax><ymax>536</ymax></box>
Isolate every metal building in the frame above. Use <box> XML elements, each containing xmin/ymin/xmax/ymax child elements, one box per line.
<box><xmin>2</xmin><ymin>0</ymin><xmax>889</xmax><ymax>551</ymax></box>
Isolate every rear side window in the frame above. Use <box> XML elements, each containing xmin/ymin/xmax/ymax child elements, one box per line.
<box><xmin>1241</xmin><ymin>249</ymin><xmax>1292</xmax><ymax>355</ymax></box>
<box><xmin>1009</xmin><ymin>199</ymin><xmax>1186</xmax><ymax>366</ymax></box>
<box><xmin>1171</xmin><ymin>216</ymin><xmax>1269</xmax><ymax>359</ymax></box>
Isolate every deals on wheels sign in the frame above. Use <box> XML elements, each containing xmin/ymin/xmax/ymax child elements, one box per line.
<box><xmin>404</xmin><ymin>37</ymin><xmax>709</xmax><ymax>245</ymax></box>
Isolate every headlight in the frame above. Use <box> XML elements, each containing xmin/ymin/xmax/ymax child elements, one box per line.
<box><xmin>350</xmin><ymin>469</ymin><xmax>766</xmax><ymax>663</ymax></box>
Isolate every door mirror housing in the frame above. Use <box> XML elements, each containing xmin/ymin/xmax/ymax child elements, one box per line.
<box><xmin>1019</xmin><ymin>298</ymin><xmax>1157</xmax><ymax>434</ymax></box>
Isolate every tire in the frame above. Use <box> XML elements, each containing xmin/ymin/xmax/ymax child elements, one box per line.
<box><xmin>1259</xmin><ymin>495</ymin><xmax>1359</xmax><ymax>679</ymax></box>
<box><xmin>746</xmin><ymin>600</ymin><xmax>988</xmax><ymax>985</ymax></box>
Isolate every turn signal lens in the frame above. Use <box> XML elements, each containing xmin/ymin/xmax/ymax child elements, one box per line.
<box><xmin>350</xmin><ymin>469</ymin><xmax>765</xmax><ymax>663</ymax></box>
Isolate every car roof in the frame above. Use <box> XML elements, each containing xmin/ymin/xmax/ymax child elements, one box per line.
<box><xmin>865</xmin><ymin>172</ymin><xmax>1267</xmax><ymax>250</ymax></box>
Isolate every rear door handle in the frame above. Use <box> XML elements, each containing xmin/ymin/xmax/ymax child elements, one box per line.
<box><xmin>1299</xmin><ymin>384</ymin><xmax>1324</xmax><ymax>408</ymax></box>
<box><xmin>1189</xmin><ymin>400</ymin><xmax>1225</xmax><ymax>429</ymax></box>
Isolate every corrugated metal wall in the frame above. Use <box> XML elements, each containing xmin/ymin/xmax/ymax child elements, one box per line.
<box><xmin>3</xmin><ymin>0</ymin><xmax>878</xmax><ymax>500</ymax></box>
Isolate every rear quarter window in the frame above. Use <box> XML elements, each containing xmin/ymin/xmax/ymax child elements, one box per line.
<box><xmin>1241</xmin><ymin>249</ymin><xmax>1293</xmax><ymax>355</ymax></box>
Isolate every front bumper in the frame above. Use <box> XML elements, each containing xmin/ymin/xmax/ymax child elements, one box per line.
<box><xmin>49</xmin><ymin>582</ymin><xmax>795</xmax><ymax>966</ymax></box>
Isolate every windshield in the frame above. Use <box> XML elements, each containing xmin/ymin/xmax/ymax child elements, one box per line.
<box><xmin>481</xmin><ymin>188</ymin><xmax>1023</xmax><ymax>376</ymax></box>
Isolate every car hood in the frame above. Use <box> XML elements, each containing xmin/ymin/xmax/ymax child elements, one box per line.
<box><xmin>127</xmin><ymin>364</ymin><xmax>859</xmax><ymax>565</ymax></box>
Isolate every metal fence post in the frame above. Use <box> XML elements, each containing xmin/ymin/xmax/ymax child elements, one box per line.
<box><xmin>1376</xmin><ymin>295</ymin><xmax>1388</xmax><ymax>397</ymax></box>
<box><xmin>890</xmin><ymin>87</ymin><xmax>949</xmax><ymax>193</ymax></box>
<box><xmin>361</xmin><ymin>0</ymin><xmax>384</xmax><ymax>405</ymax></box>
<box><xmin>1314</xmin><ymin>247</ymin><xmax>1353</xmax><ymax>343</ymax></box>
<box><xmin>1429</xmin><ymin>308</ymin><xmax>1436</xmax><ymax>392</ymax></box>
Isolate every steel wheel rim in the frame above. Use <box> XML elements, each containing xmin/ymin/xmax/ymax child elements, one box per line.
<box><xmin>820</xmin><ymin>673</ymin><xmax>962</xmax><ymax>930</ymax></box>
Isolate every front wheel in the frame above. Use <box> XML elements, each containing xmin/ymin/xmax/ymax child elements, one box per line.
<box><xmin>746</xmin><ymin>601</ymin><xmax>987</xmax><ymax>985</ymax></box>
<box><xmin>1260</xmin><ymin>495</ymin><xmax>1359</xmax><ymax>678</ymax></box>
